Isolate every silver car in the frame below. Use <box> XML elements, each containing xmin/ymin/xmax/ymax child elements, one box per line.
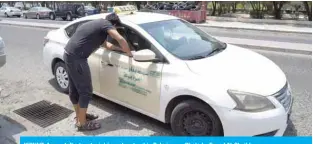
<box><xmin>0</xmin><ymin>37</ymin><xmax>6</xmax><ymax>68</ymax></box>
<box><xmin>23</xmin><ymin>7</ymin><xmax>52</xmax><ymax>19</ymax></box>
<box><xmin>0</xmin><ymin>6</ymin><xmax>22</xmax><ymax>17</ymax></box>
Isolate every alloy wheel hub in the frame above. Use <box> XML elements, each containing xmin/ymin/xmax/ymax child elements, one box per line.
<box><xmin>56</xmin><ymin>67</ymin><xmax>68</xmax><ymax>89</ymax></box>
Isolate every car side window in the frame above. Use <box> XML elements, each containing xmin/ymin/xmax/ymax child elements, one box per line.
<box><xmin>106</xmin><ymin>26</ymin><xmax>163</xmax><ymax>60</ymax></box>
<box><xmin>126</xmin><ymin>29</ymin><xmax>152</xmax><ymax>52</ymax></box>
<box><xmin>65</xmin><ymin>20</ymin><xmax>90</xmax><ymax>38</ymax></box>
<box><xmin>106</xmin><ymin>28</ymin><xmax>128</xmax><ymax>47</ymax></box>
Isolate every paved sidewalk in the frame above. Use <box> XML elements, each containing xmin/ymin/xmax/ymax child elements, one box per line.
<box><xmin>195</xmin><ymin>21</ymin><xmax>312</xmax><ymax>34</ymax></box>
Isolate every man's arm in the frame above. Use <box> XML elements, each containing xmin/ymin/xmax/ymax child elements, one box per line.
<box><xmin>107</xmin><ymin>29</ymin><xmax>132</xmax><ymax>57</ymax></box>
<box><xmin>102</xmin><ymin>41</ymin><xmax>121</xmax><ymax>51</ymax></box>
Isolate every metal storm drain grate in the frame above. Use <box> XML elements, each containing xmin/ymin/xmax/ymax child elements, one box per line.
<box><xmin>13</xmin><ymin>100</ymin><xmax>73</xmax><ymax>128</ymax></box>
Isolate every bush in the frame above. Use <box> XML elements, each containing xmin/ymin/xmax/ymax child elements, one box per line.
<box><xmin>249</xmin><ymin>10</ymin><xmax>264</xmax><ymax>19</ymax></box>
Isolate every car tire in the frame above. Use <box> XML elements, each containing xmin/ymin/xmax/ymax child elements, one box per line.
<box><xmin>49</xmin><ymin>13</ymin><xmax>56</xmax><ymax>20</ymax></box>
<box><xmin>23</xmin><ymin>14</ymin><xmax>27</xmax><ymax>19</ymax></box>
<box><xmin>4</xmin><ymin>13</ymin><xmax>9</xmax><ymax>17</ymax></box>
<box><xmin>66</xmin><ymin>13</ymin><xmax>72</xmax><ymax>21</ymax></box>
<box><xmin>170</xmin><ymin>100</ymin><xmax>223</xmax><ymax>136</ymax></box>
<box><xmin>54</xmin><ymin>62</ymin><xmax>69</xmax><ymax>93</ymax></box>
<box><xmin>36</xmin><ymin>14</ymin><xmax>40</xmax><ymax>19</ymax></box>
<box><xmin>62</xmin><ymin>17</ymin><xmax>66</xmax><ymax>20</ymax></box>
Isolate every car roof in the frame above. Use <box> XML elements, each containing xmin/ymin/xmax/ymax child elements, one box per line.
<box><xmin>73</xmin><ymin>12</ymin><xmax>179</xmax><ymax>25</ymax></box>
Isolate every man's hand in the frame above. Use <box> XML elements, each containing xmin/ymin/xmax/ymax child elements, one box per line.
<box><xmin>103</xmin><ymin>41</ymin><xmax>132</xmax><ymax>57</ymax></box>
<box><xmin>107</xmin><ymin>29</ymin><xmax>132</xmax><ymax>57</ymax></box>
<box><xmin>103</xmin><ymin>41</ymin><xmax>119</xmax><ymax>51</ymax></box>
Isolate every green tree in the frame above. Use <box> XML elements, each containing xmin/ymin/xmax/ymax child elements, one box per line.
<box><xmin>273</xmin><ymin>1</ymin><xmax>287</xmax><ymax>19</ymax></box>
<box><xmin>249</xmin><ymin>1</ymin><xmax>266</xmax><ymax>19</ymax></box>
<box><xmin>231</xmin><ymin>2</ymin><xmax>237</xmax><ymax>13</ymax></box>
<box><xmin>211</xmin><ymin>1</ymin><xmax>218</xmax><ymax>16</ymax></box>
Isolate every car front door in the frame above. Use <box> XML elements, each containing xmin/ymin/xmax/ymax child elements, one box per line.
<box><xmin>100</xmin><ymin>26</ymin><xmax>164</xmax><ymax>116</ymax></box>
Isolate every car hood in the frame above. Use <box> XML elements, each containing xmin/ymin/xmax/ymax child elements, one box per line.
<box><xmin>185</xmin><ymin>44</ymin><xmax>286</xmax><ymax>96</ymax></box>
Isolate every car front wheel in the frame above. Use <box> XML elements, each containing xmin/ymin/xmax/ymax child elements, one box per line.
<box><xmin>170</xmin><ymin>100</ymin><xmax>223</xmax><ymax>136</ymax></box>
<box><xmin>54</xmin><ymin>62</ymin><xmax>69</xmax><ymax>93</ymax></box>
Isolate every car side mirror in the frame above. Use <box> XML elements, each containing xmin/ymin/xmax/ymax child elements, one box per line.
<box><xmin>133</xmin><ymin>49</ymin><xmax>159</xmax><ymax>62</ymax></box>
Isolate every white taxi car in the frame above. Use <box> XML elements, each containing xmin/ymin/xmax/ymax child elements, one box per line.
<box><xmin>43</xmin><ymin>11</ymin><xmax>293</xmax><ymax>136</ymax></box>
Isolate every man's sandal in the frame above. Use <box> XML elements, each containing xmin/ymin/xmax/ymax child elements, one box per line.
<box><xmin>76</xmin><ymin>121</ymin><xmax>101</xmax><ymax>131</ymax></box>
<box><xmin>74</xmin><ymin>113</ymin><xmax>99</xmax><ymax>121</ymax></box>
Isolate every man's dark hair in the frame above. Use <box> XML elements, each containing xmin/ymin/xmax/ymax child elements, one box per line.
<box><xmin>105</xmin><ymin>12</ymin><xmax>121</xmax><ymax>26</ymax></box>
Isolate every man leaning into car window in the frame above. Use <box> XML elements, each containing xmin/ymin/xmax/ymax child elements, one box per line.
<box><xmin>63</xmin><ymin>12</ymin><xmax>132</xmax><ymax>131</ymax></box>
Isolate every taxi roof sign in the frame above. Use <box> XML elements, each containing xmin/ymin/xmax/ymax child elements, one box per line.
<box><xmin>108</xmin><ymin>5</ymin><xmax>138</xmax><ymax>14</ymax></box>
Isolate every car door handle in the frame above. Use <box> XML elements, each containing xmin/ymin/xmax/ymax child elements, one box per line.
<box><xmin>101</xmin><ymin>61</ymin><xmax>113</xmax><ymax>67</ymax></box>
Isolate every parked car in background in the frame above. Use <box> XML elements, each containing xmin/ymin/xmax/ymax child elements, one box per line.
<box><xmin>49</xmin><ymin>3</ymin><xmax>85</xmax><ymax>21</ymax></box>
<box><xmin>0</xmin><ymin>6</ymin><xmax>22</xmax><ymax>17</ymax></box>
<box><xmin>23</xmin><ymin>7</ymin><xmax>53</xmax><ymax>19</ymax></box>
<box><xmin>0</xmin><ymin>37</ymin><xmax>6</xmax><ymax>68</ymax></box>
<box><xmin>84</xmin><ymin>5</ymin><xmax>100</xmax><ymax>16</ymax></box>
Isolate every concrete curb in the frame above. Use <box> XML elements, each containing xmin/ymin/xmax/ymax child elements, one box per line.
<box><xmin>206</xmin><ymin>17</ymin><xmax>312</xmax><ymax>27</ymax></box>
<box><xmin>0</xmin><ymin>21</ymin><xmax>61</xmax><ymax>29</ymax></box>
<box><xmin>232</xmin><ymin>44</ymin><xmax>312</xmax><ymax>55</ymax></box>
<box><xmin>194</xmin><ymin>24</ymin><xmax>312</xmax><ymax>34</ymax></box>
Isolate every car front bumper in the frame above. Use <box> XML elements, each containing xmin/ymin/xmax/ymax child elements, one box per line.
<box><xmin>0</xmin><ymin>54</ymin><xmax>6</xmax><ymax>68</ymax></box>
<box><xmin>216</xmin><ymin>92</ymin><xmax>293</xmax><ymax>136</ymax></box>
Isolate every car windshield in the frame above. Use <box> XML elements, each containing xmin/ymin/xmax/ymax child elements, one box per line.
<box><xmin>139</xmin><ymin>19</ymin><xmax>227</xmax><ymax>60</ymax></box>
<box><xmin>9</xmin><ymin>7</ymin><xmax>20</xmax><ymax>11</ymax></box>
<box><xmin>84</xmin><ymin>6</ymin><xmax>95</xmax><ymax>10</ymax></box>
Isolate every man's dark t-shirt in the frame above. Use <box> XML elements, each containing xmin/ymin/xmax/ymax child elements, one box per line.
<box><xmin>65</xmin><ymin>18</ymin><xmax>114</xmax><ymax>59</ymax></box>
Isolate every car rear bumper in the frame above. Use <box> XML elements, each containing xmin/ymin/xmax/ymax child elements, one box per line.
<box><xmin>0</xmin><ymin>54</ymin><xmax>6</xmax><ymax>68</ymax></box>
<box><xmin>7</xmin><ymin>12</ymin><xmax>21</xmax><ymax>16</ymax></box>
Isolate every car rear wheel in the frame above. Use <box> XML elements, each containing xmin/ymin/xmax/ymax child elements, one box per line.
<box><xmin>54</xmin><ymin>62</ymin><xmax>69</xmax><ymax>93</ymax></box>
<box><xmin>36</xmin><ymin>14</ymin><xmax>40</xmax><ymax>19</ymax></box>
<box><xmin>66</xmin><ymin>13</ymin><xmax>72</xmax><ymax>21</ymax></box>
<box><xmin>4</xmin><ymin>13</ymin><xmax>9</xmax><ymax>17</ymax></box>
<box><xmin>23</xmin><ymin>14</ymin><xmax>27</xmax><ymax>19</ymax></box>
<box><xmin>170</xmin><ymin>100</ymin><xmax>223</xmax><ymax>136</ymax></box>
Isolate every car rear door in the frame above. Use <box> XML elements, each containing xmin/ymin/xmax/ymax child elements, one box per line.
<box><xmin>28</xmin><ymin>7</ymin><xmax>37</xmax><ymax>18</ymax></box>
<box><xmin>63</xmin><ymin>20</ymin><xmax>101</xmax><ymax>92</ymax></box>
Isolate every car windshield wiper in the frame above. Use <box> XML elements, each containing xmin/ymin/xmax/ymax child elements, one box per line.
<box><xmin>187</xmin><ymin>55</ymin><xmax>206</xmax><ymax>60</ymax></box>
<box><xmin>206</xmin><ymin>43</ymin><xmax>227</xmax><ymax>57</ymax></box>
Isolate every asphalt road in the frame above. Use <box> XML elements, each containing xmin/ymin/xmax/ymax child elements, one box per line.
<box><xmin>0</xmin><ymin>25</ymin><xmax>311</xmax><ymax>140</ymax></box>
<box><xmin>1</xmin><ymin>17</ymin><xmax>312</xmax><ymax>44</ymax></box>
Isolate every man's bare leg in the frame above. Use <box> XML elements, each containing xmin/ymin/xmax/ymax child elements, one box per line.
<box><xmin>73</xmin><ymin>104</ymin><xmax>79</xmax><ymax>123</ymax></box>
<box><xmin>77</xmin><ymin>107</ymin><xmax>87</xmax><ymax>125</ymax></box>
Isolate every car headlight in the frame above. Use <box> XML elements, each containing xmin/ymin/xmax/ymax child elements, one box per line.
<box><xmin>227</xmin><ymin>89</ymin><xmax>275</xmax><ymax>112</ymax></box>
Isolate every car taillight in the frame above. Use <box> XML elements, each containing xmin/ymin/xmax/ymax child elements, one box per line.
<box><xmin>44</xmin><ymin>37</ymin><xmax>49</xmax><ymax>46</ymax></box>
